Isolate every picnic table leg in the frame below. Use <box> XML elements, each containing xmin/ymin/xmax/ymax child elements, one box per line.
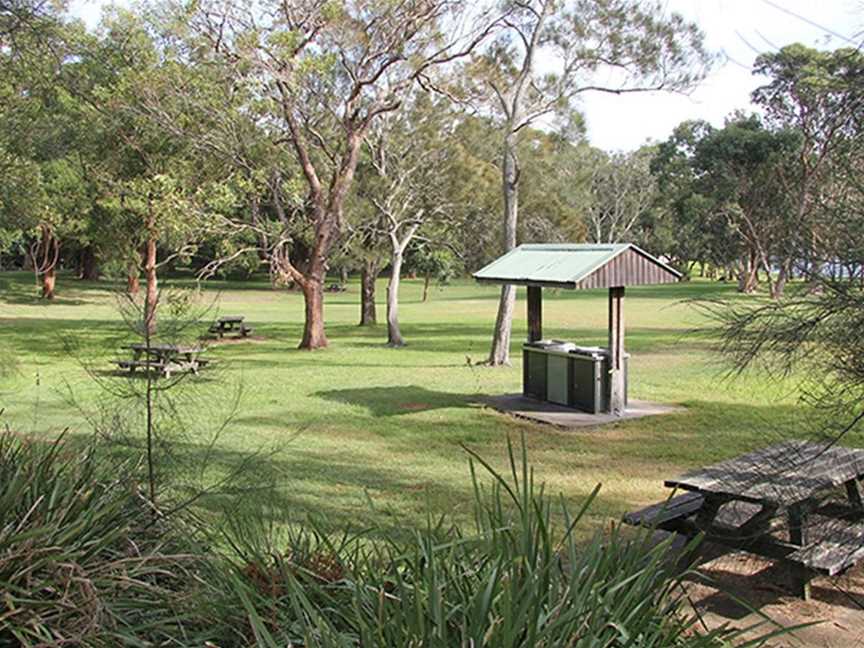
<box><xmin>845</xmin><ymin>478</ymin><xmax>863</xmax><ymax>512</ymax></box>
<box><xmin>788</xmin><ymin>505</ymin><xmax>812</xmax><ymax>600</ymax></box>
<box><xmin>695</xmin><ymin>495</ymin><xmax>725</xmax><ymax>529</ymax></box>
<box><xmin>737</xmin><ymin>502</ymin><xmax>778</xmax><ymax>542</ymax></box>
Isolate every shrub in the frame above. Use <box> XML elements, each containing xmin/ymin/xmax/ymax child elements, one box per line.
<box><xmin>0</xmin><ymin>433</ymin><xmax>211</xmax><ymax>646</ymax></box>
<box><xmin>224</xmin><ymin>440</ymin><xmax>751</xmax><ymax>647</ymax></box>
<box><xmin>0</xmin><ymin>432</ymin><xmax>779</xmax><ymax>646</ymax></box>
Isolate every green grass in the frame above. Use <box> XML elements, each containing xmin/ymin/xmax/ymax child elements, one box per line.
<box><xmin>0</xmin><ymin>270</ymin><xmax>818</xmax><ymax>536</ymax></box>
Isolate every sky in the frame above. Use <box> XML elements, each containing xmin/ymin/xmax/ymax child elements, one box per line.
<box><xmin>69</xmin><ymin>0</ymin><xmax>863</xmax><ymax>152</ymax></box>
<box><xmin>579</xmin><ymin>0</ymin><xmax>863</xmax><ymax>150</ymax></box>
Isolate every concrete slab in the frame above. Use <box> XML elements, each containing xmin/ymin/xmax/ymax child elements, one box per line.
<box><xmin>480</xmin><ymin>393</ymin><xmax>683</xmax><ymax>429</ymax></box>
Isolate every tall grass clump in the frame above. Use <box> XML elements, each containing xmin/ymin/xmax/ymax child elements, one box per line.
<box><xmin>0</xmin><ymin>432</ymin><xmax>216</xmax><ymax>646</ymax></box>
<box><xmin>224</xmin><ymin>439</ymin><xmax>774</xmax><ymax>647</ymax></box>
<box><xmin>1</xmin><ymin>430</ymin><xmax>781</xmax><ymax>646</ymax></box>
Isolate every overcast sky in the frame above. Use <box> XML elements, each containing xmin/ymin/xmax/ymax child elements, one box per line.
<box><xmin>69</xmin><ymin>0</ymin><xmax>863</xmax><ymax>151</ymax></box>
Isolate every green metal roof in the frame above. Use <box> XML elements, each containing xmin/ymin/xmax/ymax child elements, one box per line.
<box><xmin>473</xmin><ymin>243</ymin><xmax>681</xmax><ymax>289</ymax></box>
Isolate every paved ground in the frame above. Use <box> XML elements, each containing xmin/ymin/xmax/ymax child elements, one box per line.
<box><xmin>481</xmin><ymin>394</ymin><xmax>682</xmax><ymax>428</ymax></box>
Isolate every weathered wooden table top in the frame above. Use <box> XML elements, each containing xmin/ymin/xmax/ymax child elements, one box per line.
<box><xmin>217</xmin><ymin>315</ymin><xmax>244</xmax><ymax>324</ymax></box>
<box><xmin>665</xmin><ymin>441</ymin><xmax>864</xmax><ymax>507</ymax></box>
<box><xmin>125</xmin><ymin>343</ymin><xmax>203</xmax><ymax>355</ymax></box>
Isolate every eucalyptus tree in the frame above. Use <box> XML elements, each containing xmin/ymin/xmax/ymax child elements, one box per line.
<box><xmin>0</xmin><ymin>0</ymin><xmax>66</xmax><ymax>39</ymax></box>
<box><xmin>437</xmin><ymin>113</ymin><xmax>501</xmax><ymax>271</ymax></box>
<box><xmin>190</xmin><ymin>0</ymin><xmax>497</xmax><ymax>349</ymax></box>
<box><xmin>64</xmin><ymin>9</ymin><xmax>213</xmax><ymax>331</ymax></box>
<box><xmin>0</xmin><ymin>3</ymin><xmax>93</xmax><ymax>298</ymax></box>
<box><xmin>649</xmin><ymin>120</ymin><xmax>733</xmax><ymax>275</ymax></box>
<box><xmin>469</xmin><ymin>0</ymin><xmax>713</xmax><ymax>366</ymax></box>
<box><xmin>342</xmin><ymin>191</ymin><xmax>388</xmax><ymax>327</ymax></box>
<box><xmin>355</xmin><ymin>91</ymin><xmax>456</xmax><ymax>347</ymax></box>
<box><xmin>584</xmin><ymin>148</ymin><xmax>657</xmax><ymax>244</ymax></box>
<box><xmin>692</xmin><ymin>115</ymin><xmax>800</xmax><ymax>296</ymax></box>
<box><xmin>705</xmin><ymin>134</ymin><xmax>864</xmax><ymax>441</ymax></box>
<box><xmin>516</xmin><ymin>126</ymin><xmax>591</xmax><ymax>244</ymax></box>
<box><xmin>752</xmin><ymin>44</ymin><xmax>864</xmax><ymax>294</ymax></box>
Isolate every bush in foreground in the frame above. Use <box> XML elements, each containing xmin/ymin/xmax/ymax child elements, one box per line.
<box><xmin>0</xmin><ymin>433</ymin><xmax>775</xmax><ymax>646</ymax></box>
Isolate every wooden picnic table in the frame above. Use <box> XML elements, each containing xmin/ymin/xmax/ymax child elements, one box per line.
<box><xmin>625</xmin><ymin>441</ymin><xmax>864</xmax><ymax>599</ymax></box>
<box><xmin>125</xmin><ymin>343</ymin><xmax>203</xmax><ymax>360</ymax></box>
<box><xmin>209</xmin><ymin>315</ymin><xmax>253</xmax><ymax>339</ymax></box>
<box><xmin>116</xmin><ymin>343</ymin><xmax>207</xmax><ymax>378</ymax></box>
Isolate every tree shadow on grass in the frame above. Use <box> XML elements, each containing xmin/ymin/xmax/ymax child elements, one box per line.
<box><xmin>314</xmin><ymin>385</ymin><xmax>477</xmax><ymax>417</ymax></box>
<box><xmin>104</xmin><ymin>433</ymin><xmax>629</xmax><ymax>544</ymax></box>
<box><xmin>0</xmin><ymin>272</ymin><xmax>118</xmax><ymax>305</ymax></box>
<box><xmin>327</xmin><ymin>321</ymin><xmax>704</xmax><ymax>355</ymax></box>
<box><xmin>0</xmin><ymin>289</ymin><xmax>91</xmax><ymax>307</ymax></box>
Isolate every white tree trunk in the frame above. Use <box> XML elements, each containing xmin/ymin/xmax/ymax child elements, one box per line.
<box><xmin>488</xmin><ymin>129</ymin><xmax>519</xmax><ymax>366</ymax></box>
<box><xmin>387</xmin><ymin>248</ymin><xmax>405</xmax><ymax>347</ymax></box>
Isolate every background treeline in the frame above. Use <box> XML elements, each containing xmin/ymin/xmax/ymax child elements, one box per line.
<box><xmin>1</xmin><ymin>0</ymin><xmax>861</xmax><ymax>335</ymax></box>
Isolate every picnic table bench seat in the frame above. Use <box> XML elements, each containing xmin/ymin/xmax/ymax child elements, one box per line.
<box><xmin>209</xmin><ymin>316</ymin><xmax>253</xmax><ymax>338</ymax></box>
<box><xmin>624</xmin><ymin>496</ymin><xmax>784</xmax><ymax>535</ymax></box>
<box><xmin>786</xmin><ymin>515</ymin><xmax>864</xmax><ymax>576</ymax></box>
<box><xmin>623</xmin><ymin>492</ymin><xmax>704</xmax><ymax>528</ymax></box>
<box><xmin>115</xmin><ymin>348</ymin><xmax>209</xmax><ymax>378</ymax></box>
<box><xmin>624</xmin><ymin>442</ymin><xmax>864</xmax><ymax>600</ymax></box>
<box><xmin>115</xmin><ymin>359</ymin><xmax>165</xmax><ymax>369</ymax></box>
<box><xmin>208</xmin><ymin>324</ymin><xmax>254</xmax><ymax>335</ymax></box>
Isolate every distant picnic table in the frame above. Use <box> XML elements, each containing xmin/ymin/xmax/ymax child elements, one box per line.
<box><xmin>209</xmin><ymin>315</ymin><xmax>253</xmax><ymax>339</ymax></box>
<box><xmin>624</xmin><ymin>441</ymin><xmax>864</xmax><ymax>600</ymax></box>
<box><xmin>115</xmin><ymin>343</ymin><xmax>208</xmax><ymax>378</ymax></box>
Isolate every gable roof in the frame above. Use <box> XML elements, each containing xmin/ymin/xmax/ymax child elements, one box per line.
<box><xmin>473</xmin><ymin>243</ymin><xmax>682</xmax><ymax>289</ymax></box>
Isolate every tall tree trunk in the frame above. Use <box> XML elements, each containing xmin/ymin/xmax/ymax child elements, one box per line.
<box><xmin>737</xmin><ymin>249</ymin><xmax>758</xmax><ymax>293</ymax></box>
<box><xmin>41</xmin><ymin>267</ymin><xmax>56</xmax><ymax>300</ymax></box>
<box><xmin>36</xmin><ymin>224</ymin><xmax>59</xmax><ymax>300</ymax></box>
<box><xmin>300</xmin><ymin>275</ymin><xmax>328</xmax><ymax>349</ymax></box>
<box><xmin>772</xmin><ymin>260</ymin><xmax>790</xmax><ymax>300</ymax></box>
<box><xmin>387</xmin><ymin>248</ymin><xmax>405</xmax><ymax>347</ymax></box>
<box><xmin>359</xmin><ymin>260</ymin><xmax>378</xmax><ymax>326</ymax></box>
<box><xmin>79</xmin><ymin>246</ymin><xmax>99</xmax><ymax>280</ymax></box>
<box><xmin>422</xmin><ymin>273</ymin><xmax>431</xmax><ymax>302</ymax></box>
<box><xmin>127</xmin><ymin>260</ymin><xmax>140</xmax><ymax>295</ymax></box>
<box><xmin>488</xmin><ymin>129</ymin><xmax>519</xmax><ymax>366</ymax></box>
<box><xmin>339</xmin><ymin>266</ymin><xmax>348</xmax><ymax>288</ymax></box>
<box><xmin>144</xmin><ymin>235</ymin><xmax>157</xmax><ymax>336</ymax></box>
<box><xmin>143</xmin><ymin>203</ymin><xmax>158</xmax><ymax>337</ymax></box>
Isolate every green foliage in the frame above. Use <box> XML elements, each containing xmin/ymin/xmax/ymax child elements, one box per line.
<box><xmin>222</xmin><ymin>438</ymin><xmax>740</xmax><ymax>647</ymax></box>
<box><xmin>0</xmin><ymin>421</ymin><xmax>780</xmax><ymax>646</ymax></box>
<box><xmin>753</xmin><ymin>44</ymin><xmax>864</xmax><ymax>135</ymax></box>
<box><xmin>649</xmin><ymin>114</ymin><xmax>802</xmax><ymax>283</ymax></box>
<box><xmin>0</xmin><ymin>432</ymin><xmax>209</xmax><ymax>646</ymax></box>
<box><xmin>410</xmin><ymin>245</ymin><xmax>461</xmax><ymax>285</ymax></box>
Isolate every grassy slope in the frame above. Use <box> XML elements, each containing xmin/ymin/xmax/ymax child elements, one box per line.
<box><xmin>0</xmin><ymin>271</ymin><xmax>812</xmax><ymax>536</ymax></box>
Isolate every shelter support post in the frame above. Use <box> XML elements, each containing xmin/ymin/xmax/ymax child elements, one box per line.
<box><xmin>608</xmin><ymin>286</ymin><xmax>625</xmax><ymax>415</ymax></box>
<box><xmin>527</xmin><ymin>286</ymin><xmax>542</xmax><ymax>343</ymax></box>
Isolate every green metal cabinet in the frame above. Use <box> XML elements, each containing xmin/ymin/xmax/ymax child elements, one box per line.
<box><xmin>523</xmin><ymin>343</ymin><xmax>628</xmax><ymax>414</ymax></box>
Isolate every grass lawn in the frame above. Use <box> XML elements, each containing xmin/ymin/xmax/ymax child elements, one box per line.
<box><xmin>0</xmin><ymin>270</ymin><xmax>821</xmax><ymax>538</ymax></box>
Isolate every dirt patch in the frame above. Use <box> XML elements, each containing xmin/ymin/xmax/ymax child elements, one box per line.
<box><xmin>205</xmin><ymin>335</ymin><xmax>267</xmax><ymax>345</ymax></box>
<box><xmin>684</xmin><ymin>549</ymin><xmax>864</xmax><ymax>647</ymax></box>
<box><xmin>399</xmin><ymin>403</ymin><xmax>431</xmax><ymax>411</ymax></box>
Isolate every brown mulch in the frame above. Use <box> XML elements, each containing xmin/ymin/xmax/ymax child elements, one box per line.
<box><xmin>683</xmin><ymin>549</ymin><xmax>864</xmax><ymax>647</ymax></box>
